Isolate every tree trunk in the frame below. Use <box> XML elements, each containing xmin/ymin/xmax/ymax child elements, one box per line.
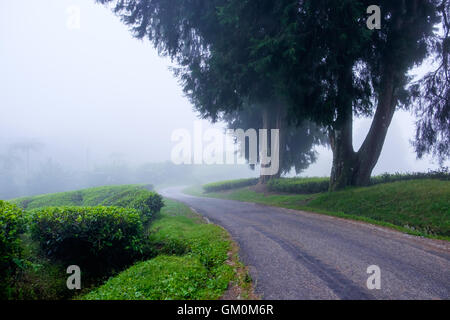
<box><xmin>328</xmin><ymin>4</ymin><xmax>411</xmax><ymax>191</ymax></box>
<box><xmin>329</xmin><ymin>62</ymin><xmax>356</xmax><ymax>191</ymax></box>
<box><xmin>329</xmin><ymin>65</ymin><xmax>398</xmax><ymax>190</ymax></box>
<box><xmin>353</xmin><ymin>67</ymin><xmax>397</xmax><ymax>186</ymax></box>
<box><xmin>259</xmin><ymin>102</ymin><xmax>287</xmax><ymax>184</ymax></box>
<box><xmin>329</xmin><ymin>110</ymin><xmax>357</xmax><ymax>191</ymax></box>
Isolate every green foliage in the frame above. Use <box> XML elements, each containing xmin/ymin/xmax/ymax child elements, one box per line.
<box><xmin>410</xmin><ymin>2</ymin><xmax>450</xmax><ymax>164</ymax></box>
<box><xmin>29</xmin><ymin>206</ymin><xmax>144</xmax><ymax>274</ymax></box>
<box><xmin>369</xmin><ymin>169</ymin><xmax>450</xmax><ymax>185</ymax></box>
<box><xmin>12</xmin><ymin>185</ymin><xmax>164</xmax><ymax>221</ymax></box>
<box><xmin>266</xmin><ymin>170</ymin><xmax>450</xmax><ymax>194</ymax></box>
<box><xmin>82</xmin><ymin>255</ymin><xmax>220</xmax><ymax>300</ymax></box>
<box><xmin>128</xmin><ymin>192</ymin><xmax>164</xmax><ymax>222</ymax></box>
<box><xmin>149</xmin><ymin>201</ymin><xmax>231</xmax><ymax>272</ymax></box>
<box><xmin>95</xmin><ymin>0</ymin><xmax>447</xmax><ymax>188</ymax></box>
<box><xmin>82</xmin><ymin>199</ymin><xmax>235</xmax><ymax>300</ymax></box>
<box><xmin>10</xmin><ymin>234</ymin><xmax>72</xmax><ymax>300</ymax></box>
<box><xmin>267</xmin><ymin>177</ymin><xmax>329</xmax><ymax>194</ymax></box>
<box><xmin>0</xmin><ymin>201</ymin><xmax>25</xmax><ymax>298</ymax></box>
<box><xmin>203</xmin><ymin>178</ymin><xmax>258</xmax><ymax>193</ymax></box>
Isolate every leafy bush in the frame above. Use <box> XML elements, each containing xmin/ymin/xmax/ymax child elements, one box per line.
<box><xmin>12</xmin><ymin>185</ymin><xmax>164</xmax><ymax>224</ymax></box>
<box><xmin>203</xmin><ymin>178</ymin><xmax>258</xmax><ymax>193</ymax></box>
<box><xmin>267</xmin><ymin>169</ymin><xmax>450</xmax><ymax>195</ymax></box>
<box><xmin>30</xmin><ymin>206</ymin><xmax>144</xmax><ymax>274</ymax></box>
<box><xmin>0</xmin><ymin>201</ymin><xmax>25</xmax><ymax>298</ymax></box>
<box><xmin>12</xmin><ymin>185</ymin><xmax>162</xmax><ymax>211</ymax></box>
<box><xmin>100</xmin><ymin>189</ymin><xmax>164</xmax><ymax>221</ymax></box>
<box><xmin>267</xmin><ymin>177</ymin><xmax>329</xmax><ymax>194</ymax></box>
<box><xmin>129</xmin><ymin>192</ymin><xmax>164</xmax><ymax>222</ymax></box>
<box><xmin>369</xmin><ymin>168</ymin><xmax>449</xmax><ymax>186</ymax></box>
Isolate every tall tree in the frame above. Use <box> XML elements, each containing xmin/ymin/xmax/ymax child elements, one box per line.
<box><xmin>288</xmin><ymin>0</ymin><xmax>441</xmax><ymax>189</ymax></box>
<box><xmin>96</xmin><ymin>0</ymin><xmax>310</xmax><ymax>182</ymax></box>
<box><xmin>96</xmin><ymin>0</ymin><xmax>446</xmax><ymax>190</ymax></box>
<box><xmin>410</xmin><ymin>0</ymin><xmax>450</xmax><ymax>164</ymax></box>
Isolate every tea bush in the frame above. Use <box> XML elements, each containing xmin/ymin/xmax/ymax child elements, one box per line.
<box><xmin>369</xmin><ymin>169</ymin><xmax>449</xmax><ymax>185</ymax></box>
<box><xmin>0</xmin><ymin>201</ymin><xmax>25</xmax><ymax>298</ymax></box>
<box><xmin>266</xmin><ymin>169</ymin><xmax>450</xmax><ymax>195</ymax></box>
<box><xmin>129</xmin><ymin>192</ymin><xmax>164</xmax><ymax>222</ymax></box>
<box><xmin>30</xmin><ymin>206</ymin><xmax>144</xmax><ymax>274</ymax></box>
<box><xmin>267</xmin><ymin>177</ymin><xmax>329</xmax><ymax>194</ymax></box>
<box><xmin>203</xmin><ymin>178</ymin><xmax>259</xmax><ymax>193</ymax></box>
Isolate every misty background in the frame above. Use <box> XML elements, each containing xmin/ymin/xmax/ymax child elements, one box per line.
<box><xmin>0</xmin><ymin>0</ymin><xmax>446</xmax><ymax>199</ymax></box>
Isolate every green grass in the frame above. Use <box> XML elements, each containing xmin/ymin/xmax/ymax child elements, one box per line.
<box><xmin>185</xmin><ymin>185</ymin><xmax>313</xmax><ymax>208</ymax></box>
<box><xmin>82</xmin><ymin>199</ymin><xmax>239</xmax><ymax>300</ymax></box>
<box><xmin>185</xmin><ymin>179</ymin><xmax>450</xmax><ymax>240</ymax></box>
<box><xmin>308</xmin><ymin>180</ymin><xmax>450</xmax><ymax>238</ymax></box>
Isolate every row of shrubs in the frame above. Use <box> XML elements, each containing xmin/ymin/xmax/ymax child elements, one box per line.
<box><xmin>203</xmin><ymin>178</ymin><xmax>259</xmax><ymax>193</ymax></box>
<box><xmin>30</xmin><ymin>206</ymin><xmax>146</xmax><ymax>275</ymax></box>
<box><xmin>203</xmin><ymin>169</ymin><xmax>450</xmax><ymax>195</ymax></box>
<box><xmin>267</xmin><ymin>177</ymin><xmax>329</xmax><ymax>194</ymax></box>
<box><xmin>266</xmin><ymin>169</ymin><xmax>450</xmax><ymax>194</ymax></box>
<box><xmin>0</xmin><ymin>186</ymin><xmax>164</xmax><ymax>298</ymax></box>
<box><xmin>0</xmin><ymin>201</ymin><xmax>25</xmax><ymax>299</ymax></box>
<box><xmin>368</xmin><ymin>169</ymin><xmax>449</xmax><ymax>185</ymax></box>
<box><xmin>12</xmin><ymin>184</ymin><xmax>155</xmax><ymax>211</ymax></box>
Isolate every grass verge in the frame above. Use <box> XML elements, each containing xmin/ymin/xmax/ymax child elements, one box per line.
<box><xmin>81</xmin><ymin>199</ymin><xmax>257</xmax><ymax>300</ymax></box>
<box><xmin>184</xmin><ymin>179</ymin><xmax>450</xmax><ymax>241</ymax></box>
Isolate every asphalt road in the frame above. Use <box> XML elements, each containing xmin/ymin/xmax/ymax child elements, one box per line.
<box><xmin>160</xmin><ymin>187</ymin><xmax>450</xmax><ymax>300</ymax></box>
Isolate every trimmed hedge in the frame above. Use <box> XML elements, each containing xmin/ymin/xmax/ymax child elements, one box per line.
<box><xmin>30</xmin><ymin>206</ymin><xmax>144</xmax><ymax>274</ymax></box>
<box><xmin>0</xmin><ymin>201</ymin><xmax>25</xmax><ymax>298</ymax></box>
<box><xmin>369</xmin><ymin>169</ymin><xmax>449</xmax><ymax>185</ymax></box>
<box><xmin>129</xmin><ymin>192</ymin><xmax>164</xmax><ymax>222</ymax></box>
<box><xmin>267</xmin><ymin>177</ymin><xmax>329</xmax><ymax>194</ymax></box>
<box><xmin>267</xmin><ymin>169</ymin><xmax>450</xmax><ymax>194</ymax></box>
<box><xmin>12</xmin><ymin>185</ymin><xmax>163</xmax><ymax>214</ymax></box>
<box><xmin>203</xmin><ymin>178</ymin><xmax>259</xmax><ymax>193</ymax></box>
<box><xmin>99</xmin><ymin>189</ymin><xmax>164</xmax><ymax>221</ymax></box>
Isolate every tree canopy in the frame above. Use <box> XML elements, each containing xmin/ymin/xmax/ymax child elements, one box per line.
<box><xmin>96</xmin><ymin>0</ymin><xmax>449</xmax><ymax>189</ymax></box>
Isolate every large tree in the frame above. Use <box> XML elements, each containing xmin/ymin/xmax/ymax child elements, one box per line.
<box><xmin>288</xmin><ymin>0</ymin><xmax>442</xmax><ymax>189</ymax></box>
<box><xmin>410</xmin><ymin>0</ymin><xmax>450</xmax><ymax>165</ymax></box>
<box><xmin>96</xmin><ymin>0</ymin><xmax>313</xmax><ymax>182</ymax></box>
<box><xmin>223</xmin><ymin>104</ymin><xmax>327</xmax><ymax>178</ymax></box>
<box><xmin>96</xmin><ymin>0</ymin><xmax>448</xmax><ymax>190</ymax></box>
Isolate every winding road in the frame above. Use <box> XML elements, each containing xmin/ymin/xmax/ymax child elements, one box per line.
<box><xmin>160</xmin><ymin>187</ymin><xmax>450</xmax><ymax>300</ymax></box>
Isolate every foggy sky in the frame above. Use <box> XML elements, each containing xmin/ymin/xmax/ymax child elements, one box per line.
<box><xmin>0</xmin><ymin>0</ymin><xmax>446</xmax><ymax>178</ymax></box>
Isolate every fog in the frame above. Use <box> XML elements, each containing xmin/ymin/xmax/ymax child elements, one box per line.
<box><xmin>0</xmin><ymin>0</ymin><xmax>446</xmax><ymax>199</ymax></box>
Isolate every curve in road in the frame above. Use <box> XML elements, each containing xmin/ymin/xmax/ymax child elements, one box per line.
<box><xmin>160</xmin><ymin>187</ymin><xmax>450</xmax><ymax>300</ymax></box>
